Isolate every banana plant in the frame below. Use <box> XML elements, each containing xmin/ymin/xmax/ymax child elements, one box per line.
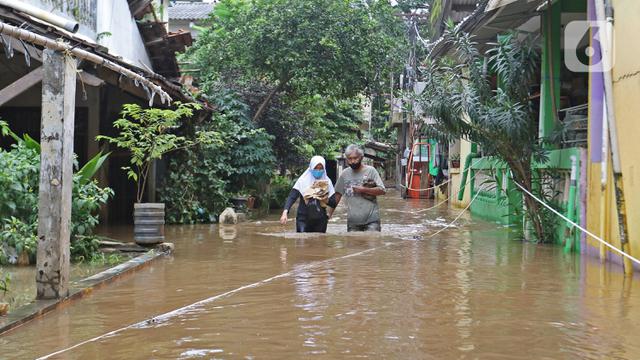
<box><xmin>1</xmin><ymin>119</ymin><xmax>109</xmax><ymax>182</ymax></box>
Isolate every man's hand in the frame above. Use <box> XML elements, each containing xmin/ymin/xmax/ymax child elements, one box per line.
<box><xmin>353</xmin><ymin>186</ymin><xmax>386</xmax><ymax>196</ymax></box>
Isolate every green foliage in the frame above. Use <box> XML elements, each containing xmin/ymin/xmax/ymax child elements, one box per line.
<box><xmin>190</xmin><ymin>0</ymin><xmax>405</xmax><ymax>100</ymax></box>
<box><xmin>159</xmin><ymin>93</ymin><xmax>277</xmax><ymax>223</ymax></box>
<box><xmin>420</xmin><ymin>30</ymin><xmax>553</xmax><ymax>241</ymax></box>
<box><xmin>0</xmin><ymin>123</ymin><xmax>112</xmax><ymax>263</ymax></box>
<box><xmin>0</xmin><ymin>217</ymin><xmax>37</xmax><ymax>261</ymax></box>
<box><xmin>70</xmin><ymin>235</ymin><xmax>101</xmax><ymax>263</ymax></box>
<box><xmin>0</xmin><ymin>271</ymin><xmax>8</xmax><ymax>294</ymax></box>
<box><xmin>267</xmin><ymin>175</ymin><xmax>294</xmax><ymax>209</ymax></box>
<box><xmin>70</xmin><ymin>179</ymin><xmax>113</xmax><ymax>259</ymax></box>
<box><xmin>97</xmin><ymin>102</ymin><xmax>215</xmax><ymax>203</ymax></box>
<box><xmin>292</xmin><ymin>96</ymin><xmax>364</xmax><ymax>160</ymax></box>
<box><xmin>76</xmin><ymin>152</ymin><xmax>109</xmax><ymax>186</ymax></box>
<box><xmin>90</xmin><ymin>253</ymin><xmax>125</xmax><ymax>266</ymax></box>
<box><xmin>184</xmin><ymin>0</ymin><xmax>405</xmax><ymax>175</ymax></box>
<box><xmin>370</xmin><ymin>94</ymin><xmax>396</xmax><ymax>145</ymax></box>
<box><xmin>0</xmin><ymin>141</ymin><xmax>39</xmax><ymax>222</ymax></box>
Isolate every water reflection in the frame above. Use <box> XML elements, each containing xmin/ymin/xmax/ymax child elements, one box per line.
<box><xmin>218</xmin><ymin>225</ymin><xmax>237</xmax><ymax>241</ymax></box>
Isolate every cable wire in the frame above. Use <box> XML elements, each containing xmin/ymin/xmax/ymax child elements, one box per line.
<box><xmin>512</xmin><ymin>179</ymin><xmax>640</xmax><ymax>266</ymax></box>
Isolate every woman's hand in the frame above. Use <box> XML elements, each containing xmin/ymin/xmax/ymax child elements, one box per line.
<box><xmin>280</xmin><ymin>210</ymin><xmax>288</xmax><ymax>225</ymax></box>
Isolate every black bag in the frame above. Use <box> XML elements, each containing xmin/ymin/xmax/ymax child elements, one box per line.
<box><xmin>306</xmin><ymin>198</ymin><xmax>325</xmax><ymax>221</ymax></box>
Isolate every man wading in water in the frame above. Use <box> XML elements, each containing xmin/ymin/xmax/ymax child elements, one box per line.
<box><xmin>330</xmin><ymin>144</ymin><xmax>386</xmax><ymax>232</ymax></box>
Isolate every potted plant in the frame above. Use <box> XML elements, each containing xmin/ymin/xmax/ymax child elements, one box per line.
<box><xmin>98</xmin><ymin>103</ymin><xmax>215</xmax><ymax>245</ymax></box>
<box><xmin>450</xmin><ymin>153</ymin><xmax>461</xmax><ymax>168</ymax></box>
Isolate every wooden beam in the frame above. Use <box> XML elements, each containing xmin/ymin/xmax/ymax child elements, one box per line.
<box><xmin>36</xmin><ymin>49</ymin><xmax>76</xmax><ymax>300</ymax></box>
<box><xmin>0</xmin><ymin>67</ymin><xmax>104</xmax><ymax>108</ymax></box>
<box><xmin>0</xmin><ymin>67</ymin><xmax>43</xmax><ymax>107</ymax></box>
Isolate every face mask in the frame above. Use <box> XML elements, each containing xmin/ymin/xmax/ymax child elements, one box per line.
<box><xmin>311</xmin><ymin>169</ymin><xmax>324</xmax><ymax>179</ymax></box>
<box><xmin>349</xmin><ymin>161</ymin><xmax>361</xmax><ymax>170</ymax></box>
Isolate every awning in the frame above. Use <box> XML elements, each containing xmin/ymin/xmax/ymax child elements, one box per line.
<box><xmin>429</xmin><ymin>0</ymin><xmax>544</xmax><ymax>58</ymax></box>
<box><xmin>486</xmin><ymin>0</ymin><xmax>522</xmax><ymax>12</ymax></box>
<box><xmin>0</xmin><ymin>4</ymin><xmax>201</xmax><ymax>107</ymax></box>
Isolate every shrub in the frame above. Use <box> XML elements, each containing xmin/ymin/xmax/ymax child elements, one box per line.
<box><xmin>0</xmin><ymin>121</ymin><xmax>113</xmax><ymax>263</ymax></box>
<box><xmin>159</xmin><ymin>94</ymin><xmax>276</xmax><ymax>223</ymax></box>
<box><xmin>268</xmin><ymin>175</ymin><xmax>293</xmax><ymax>209</ymax></box>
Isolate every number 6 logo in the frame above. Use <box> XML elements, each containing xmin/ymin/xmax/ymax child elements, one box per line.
<box><xmin>564</xmin><ymin>20</ymin><xmax>615</xmax><ymax>73</ymax></box>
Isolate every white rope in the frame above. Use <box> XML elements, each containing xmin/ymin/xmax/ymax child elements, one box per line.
<box><xmin>399</xmin><ymin>178</ymin><xmax>451</xmax><ymax>192</ymax></box>
<box><xmin>37</xmin><ymin>175</ymin><xmax>482</xmax><ymax>358</ymax></box>
<box><xmin>513</xmin><ymin>180</ymin><xmax>640</xmax><ymax>266</ymax></box>
<box><xmin>414</xmin><ymin>195</ymin><xmax>450</xmax><ymax>213</ymax></box>
<box><xmin>36</xmin><ymin>245</ymin><xmax>389</xmax><ymax>359</ymax></box>
<box><xmin>413</xmin><ymin>173</ymin><xmax>480</xmax><ymax>213</ymax></box>
<box><xmin>425</xmin><ymin>186</ymin><xmax>484</xmax><ymax>238</ymax></box>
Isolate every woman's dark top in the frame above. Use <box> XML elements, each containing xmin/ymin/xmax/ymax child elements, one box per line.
<box><xmin>284</xmin><ymin>189</ymin><xmax>337</xmax><ymax>219</ymax></box>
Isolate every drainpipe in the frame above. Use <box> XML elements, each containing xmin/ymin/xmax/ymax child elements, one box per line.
<box><xmin>564</xmin><ymin>156</ymin><xmax>578</xmax><ymax>253</ymax></box>
<box><xmin>595</xmin><ymin>0</ymin><xmax>634</xmax><ymax>275</ymax></box>
<box><xmin>0</xmin><ymin>0</ymin><xmax>79</xmax><ymax>33</ymax></box>
<box><xmin>457</xmin><ymin>151</ymin><xmax>479</xmax><ymax>202</ymax></box>
<box><xmin>599</xmin><ymin>101</ymin><xmax>609</xmax><ymax>261</ymax></box>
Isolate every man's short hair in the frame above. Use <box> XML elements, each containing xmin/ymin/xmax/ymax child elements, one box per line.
<box><xmin>345</xmin><ymin>144</ymin><xmax>364</xmax><ymax>158</ymax></box>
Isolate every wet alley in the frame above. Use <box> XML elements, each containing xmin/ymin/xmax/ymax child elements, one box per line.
<box><xmin>1</xmin><ymin>192</ymin><xmax>640</xmax><ymax>359</ymax></box>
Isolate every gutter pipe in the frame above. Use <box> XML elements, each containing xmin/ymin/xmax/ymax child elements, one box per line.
<box><xmin>0</xmin><ymin>0</ymin><xmax>79</xmax><ymax>33</ymax></box>
<box><xmin>564</xmin><ymin>155</ymin><xmax>578</xmax><ymax>253</ymax></box>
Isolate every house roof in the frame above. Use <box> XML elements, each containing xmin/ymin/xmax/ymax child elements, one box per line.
<box><xmin>0</xmin><ymin>4</ymin><xmax>199</xmax><ymax>106</ymax></box>
<box><xmin>168</xmin><ymin>2</ymin><xmax>215</xmax><ymax>20</ymax></box>
<box><xmin>429</xmin><ymin>0</ymin><xmax>543</xmax><ymax>59</ymax></box>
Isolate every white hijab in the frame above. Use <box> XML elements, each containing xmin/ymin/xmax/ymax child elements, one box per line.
<box><xmin>293</xmin><ymin>156</ymin><xmax>336</xmax><ymax>196</ymax></box>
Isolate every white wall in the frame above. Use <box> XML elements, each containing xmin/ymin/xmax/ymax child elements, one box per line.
<box><xmin>14</xmin><ymin>1</ymin><xmax>152</xmax><ymax>69</ymax></box>
<box><xmin>96</xmin><ymin>0</ymin><xmax>152</xmax><ymax>68</ymax></box>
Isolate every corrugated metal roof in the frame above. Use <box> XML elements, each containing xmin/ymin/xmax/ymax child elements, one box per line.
<box><xmin>454</xmin><ymin>0</ymin><xmax>481</xmax><ymax>5</ymax></box>
<box><xmin>168</xmin><ymin>2</ymin><xmax>215</xmax><ymax>20</ymax></box>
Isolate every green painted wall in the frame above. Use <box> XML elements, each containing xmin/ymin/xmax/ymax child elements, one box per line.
<box><xmin>469</xmin><ymin>148</ymin><xmax>582</xmax><ymax>251</ymax></box>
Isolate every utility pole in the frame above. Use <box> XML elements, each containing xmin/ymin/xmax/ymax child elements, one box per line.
<box><xmin>397</xmin><ymin>11</ymin><xmax>421</xmax><ymax>195</ymax></box>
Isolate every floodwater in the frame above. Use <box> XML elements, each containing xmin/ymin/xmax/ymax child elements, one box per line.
<box><xmin>1</xmin><ymin>257</ymin><xmax>129</xmax><ymax>311</ymax></box>
<box><xmin>2</xmin><ymin>191</ymin><xmax>640</xmax><ymax>359</ymax></box>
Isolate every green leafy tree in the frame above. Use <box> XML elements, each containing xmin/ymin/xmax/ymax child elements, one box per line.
<box><xmin>97</xmin><ymin>103</ymin><xmax>217</xmax><ymax>203</ymax></box>
<box><xmin>189</xmin><ymin>0</ymin><xmax>405</xmax><ymax>122</ymax></box>
<box><xmin>159</xmin><ymin>93</ymin><xmax>276</xmax><ymax>223</ymax></box>
<box><xmin>420</xmin><ymin>31</ymin><xmax>550</xmax><ymax>241</ymax></box>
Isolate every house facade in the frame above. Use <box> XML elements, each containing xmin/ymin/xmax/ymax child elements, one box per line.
<box><xmin>0</xmin><ymin>0</ymin><xmax>196</xmax><ymax>224</ymax></box>
<box><xmin>428</xmin><ymin>0</ymin><xmax>639</xmax><ymax>273</ymax></box>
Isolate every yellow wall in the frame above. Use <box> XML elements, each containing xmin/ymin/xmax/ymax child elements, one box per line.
<box><xmin>586</xmin><ymin>0</ymin><xmax>640</xmax><ymax>266</ymax></box>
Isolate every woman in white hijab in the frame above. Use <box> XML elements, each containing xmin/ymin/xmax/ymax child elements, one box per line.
<box><xmin>280</xmin><ymin>156</ymin><xmax>337</xmax><ymax>233</ymax></box>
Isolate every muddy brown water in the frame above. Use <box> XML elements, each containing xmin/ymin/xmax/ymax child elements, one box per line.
<box><xmin>1</xmin><ymin>192</ymin><xmax>640</xmax><ymax>359</ymax></box>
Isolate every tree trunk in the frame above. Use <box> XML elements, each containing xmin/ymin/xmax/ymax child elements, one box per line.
<box><xmin>523</xmin><ymin>193</ymin><xmax>546</xmax><ymax>242</ymax></box>
<box><xmin>509</xmin><ymin>161</ymin><xmax>546</xmax><ymax>242</ymax></box>
<box><xmin>252</xmin><ymin>76</ymin><xmax>291</xmax><ymax>122</ymax></box>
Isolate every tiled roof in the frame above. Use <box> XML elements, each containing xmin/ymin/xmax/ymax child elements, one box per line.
<box><xmin>168</xmin><ymin>2</ymin><xmax>215</xmax><ymax>20</ymax></box>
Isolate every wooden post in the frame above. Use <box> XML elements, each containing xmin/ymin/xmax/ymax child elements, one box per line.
<box><xmin>36</xmin><ymin>49</ymin><xmax>77</xmax><ymax>300</ymax></box>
